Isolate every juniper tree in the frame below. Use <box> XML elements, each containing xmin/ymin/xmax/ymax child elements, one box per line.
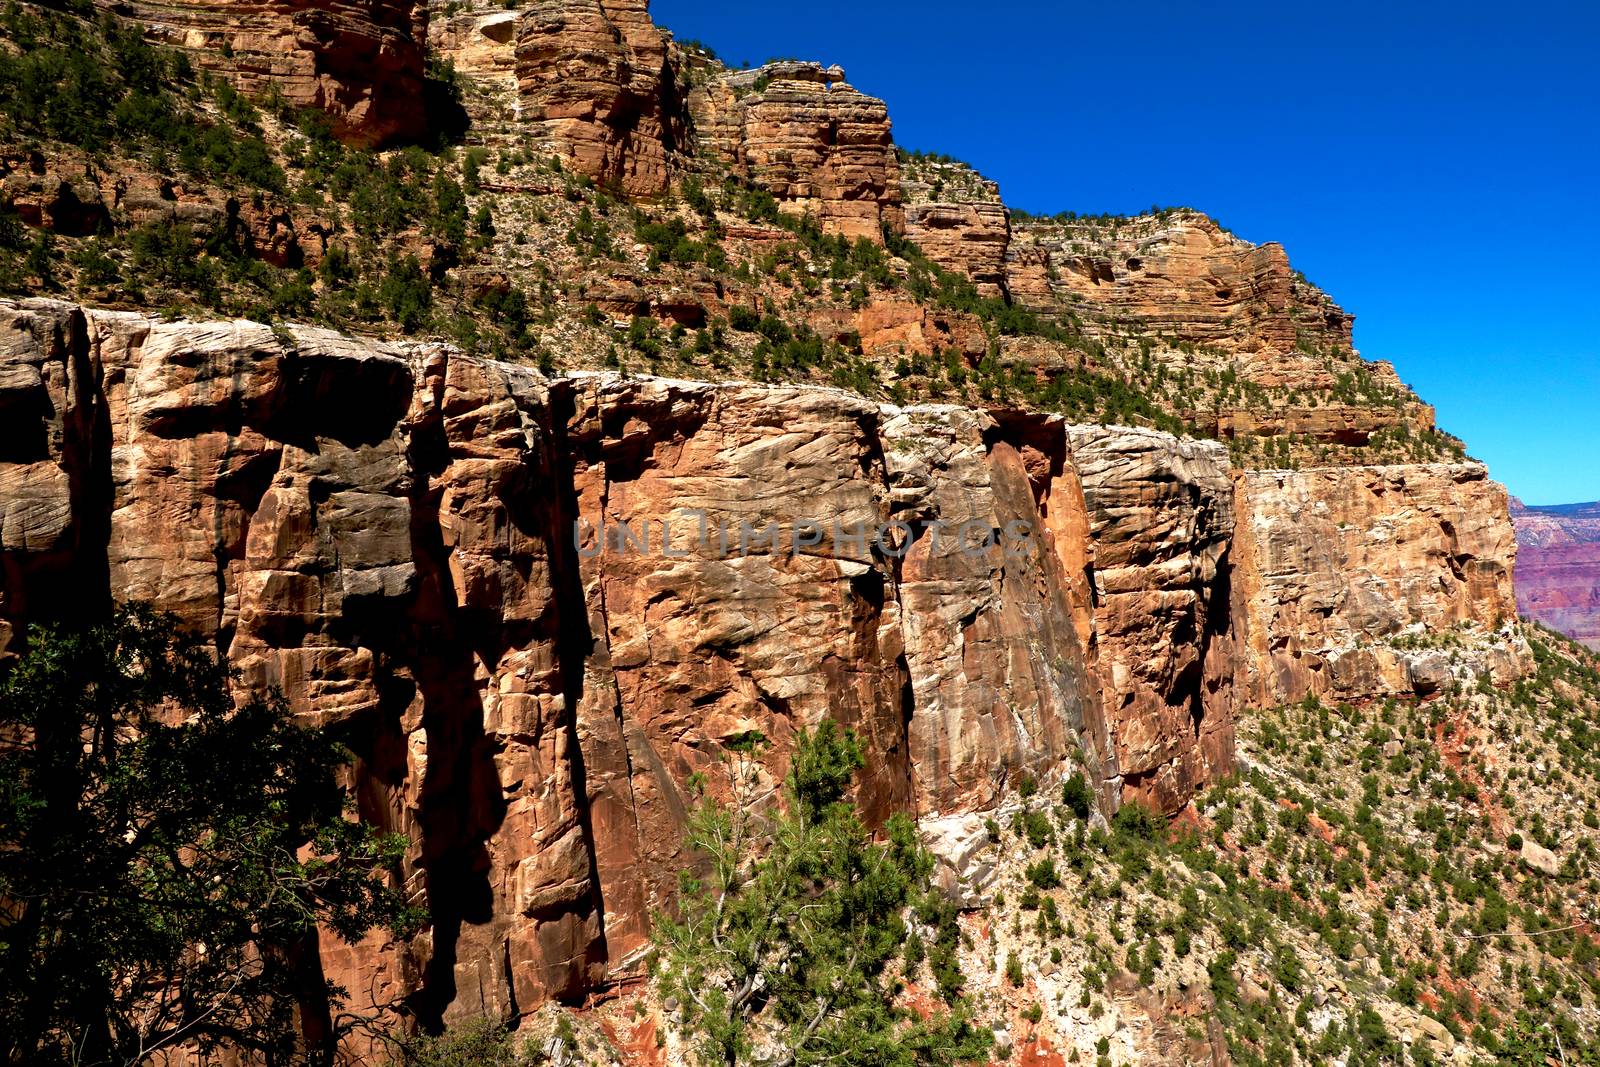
<box><xmin>0</xmin><ymin>604</ymin><xmax>417</xmax><ymax>1065</ymax></box>
<box><xmin>652</xmin><ymin>722</ymin><xmax>990</xmax><ymax>1067</ymax></box>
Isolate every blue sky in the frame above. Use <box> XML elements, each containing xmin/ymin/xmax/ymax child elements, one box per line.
<box><xmin>655</xmin><ymin>0</ymin><xmax>1600</xmax><ymax>504</ymax></box>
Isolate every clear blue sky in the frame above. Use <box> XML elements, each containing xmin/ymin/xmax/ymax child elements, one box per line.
<box><xmin>655</xmin><ymin>0</ymin><xmax>1600</xmax><ymax>504</ymax></box>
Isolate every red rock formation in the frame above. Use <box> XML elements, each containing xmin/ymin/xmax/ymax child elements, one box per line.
<box><xmin>1064</xmin><ymin>426</ymin><xmax>1237</xmax><ymax>813</ymax></box>
<box><xmin>1005</xmin><ymin>209</ymin><xmax>1442</xmax><ymax>460</ymax></box>
<box><xmin>1009</xmin><ymin>211</ymin><xmax>1353</xmax><ymax>357</ymax></box>
<box><xmin>1233</xmin><ymin>463</ymin><xmax>1523</xmax><ymax>703</ymax></box>
<box><xmin>0</xmin><ymin>298</ymin><xmax>1530</xmax><ymax>1032</ymax></box>
<box><xmin>1511</xmin><ymin>498</ymin><xmax>1600</xmax><ymax>649</ymax></box>
<box><xmin>102</xmin><ymin>0</ymin><xmax>429</xmax><ymax>146</ymax></box>
<box><xmin>689</xmin><ymin>62</ymin><xmax>902</xmax><ymax>240</ymax></box>
<box><xmin>2</xmin><ymin>301</ymin><xmax>607</xmax><ymax>1037</ymax></box>
<box><xmin>901</xmin><ymin>158</ymin><xmax>1011</xmax><ymax>298</ymax></box>
<box><xmin>514</xmin><ymin>0</ymin><xmax>688</xmax><ymax>196</ymax></box>
<box><xmin>2</xmin><ymin>299</ymin><xmax>1256</xmax><ymax>1025</ymax></box>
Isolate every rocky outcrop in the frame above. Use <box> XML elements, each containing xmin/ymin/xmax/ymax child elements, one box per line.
<box><xmin>690</xmin><ymin>62</ymin><xmax>902</xmax><ymax>240</ymax></box>
<box><xmin>1065</xmin><ymin>426</ymin><xmax>1237</xmax><ymax>813</ymax></box>
<box><xmin>3</xmin><ymin>300</ymin><xmax>606</xmax><ymax>1035</ymax></box>
<box><xmin>901</xmin><ymin>158</ymin><xmax>1010</xmax><ymax>298</ymax></box>
<box><xmin>103</xmin><ymin>0</ymin><xmax>428</xmax><ymax>146</ymax></box>
<box><xmin>1005</xmin><ymin>210</ymin><xmax>1442</xmax><ymax>461</ymax></box>
<box><xmin>0</xmin><ymin>298</ymin><xmax>1254</xmax><ymax>1029</ymax></box>
<box><xmin>514</xmin><ymin>0</ymin><xmax>687</xmax><ymax>196</ymax></box>
<box><xmin>1511</xmin><ymin>498</ymin><xmax>1600</xmax><ymax>649</ymax></box>
<box><xmin>1008</xmin><ymin>211</ymin><xmax>1353</xmax><ymax>358</ymax></box>
<box><xmin>1234</xmin><ymin>463</ymin><xmax>1523</xmax><ymax>703</ymax></box>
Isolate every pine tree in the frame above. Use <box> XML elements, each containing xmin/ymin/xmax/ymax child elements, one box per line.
<box><xmin>652</xmin><ymin>722</ymin><xmax>991</xmax><ymax>1067</ymax></box>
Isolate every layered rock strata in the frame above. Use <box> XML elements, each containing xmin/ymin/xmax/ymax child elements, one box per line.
<box><xmin>901</xmin><ymin>158</ymin><xmax>1011</xmax><ymax>298</ymax></box>
<box><xmin>101</xmin><ymin>0</ymin><xmax>429</xmax><ymax>146</ymax></box>
<box><xmin>1006</xmin><ymin>210</ymin><xmax>1442</xmax><ymax>457</ymax></box>
<box><xmin>1512</xmin><ymin>498</ymin><xmax>1600</xmax><ymax>649</ymax></box>
<box><xmin>1233</xmin><ymin>463</ymin><xmax>1522</xmax><ymax>703</ymax></box>
<box><xmin>513</xmin><ymin>0</ymin><xmax>687</xmax><ymax>195</ymax></box>
<box><xmin>689</xmin><ymin>62</ymin><xmax>903</xmax><ymax>240</ymax></box>
<box><xmin>1008</xmin><ymin>211</ymin><xmax>1353</xmax><ymax>356</ymax></box>
<box><xmin>0</xmin><ymin>298</ymin><xmax>1252</xmax><ymax>1027</ymax></box>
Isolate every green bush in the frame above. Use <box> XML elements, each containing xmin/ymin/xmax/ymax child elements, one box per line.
<box><xmin>378</xmin><ymin>255</ymin><xmax>432</xmax><ymax>332</ymax></box>
<box><xmin>1062</xmin><ymin>772</ymin><xmax>1094</xmax><ymax>820</ymax></box>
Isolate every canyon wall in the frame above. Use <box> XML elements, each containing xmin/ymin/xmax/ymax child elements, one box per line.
<box><xmin>1234</xmin><ymin>463</ymin><xmax>1522</xmax><ymax>704</ymax></box>
<box><xmin>1008</xmin><ymin>212</ymin><xmax>1353</xmax><ymax>356</ymax></box>
<box><xmin>515</xmin><ymin>0</ymin><xmax>688</xmax><ymax>196</ymax></box>
<box><xmin>4</xmin><ymin>294</ymin><xmax>1523</xmax><ymax>1027</ymax></box>
<box><xmin>1512</xmin><ymin>498</ymin><xmax>1600</xmax><ymax>649</ymax></box>
<box><xmin>689</xmin><ymin>62</ymin><xmax>903</xmax><ymax>240</ymax></box>
<box><xmin>1005</xmin><ymin>209</ymin><xmax>1445</xmax><ymax>460</ymax></box>
<box><xmin>0</xmin><ymin>0</ymin><xmax>1533</xmax><ymax>1042</ymax></box>
<box><xmin>1065</xmin><ymin>426</ymin><xmax>1238</xmax><ymax>812</ymax></box>
<box><xmin>901</xmin><ymin>158</ymin><xmax>1011</xmax><ymax>298</ymax></box>
<box><xmin>1</xmin><ymin>296</ymin><xmax>1248</xmax><ymax>1029</ymax></box>
<box><xmin>100</xmin><ymin>0</ymin><xmax>429</xmax><ymax>146</ymax></box>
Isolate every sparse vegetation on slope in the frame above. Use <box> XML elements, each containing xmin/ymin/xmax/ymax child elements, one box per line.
<box><xmin>933</xmin><ymin>624</ymin><xmax>1600</xmax><ymax>1065</ymax></box>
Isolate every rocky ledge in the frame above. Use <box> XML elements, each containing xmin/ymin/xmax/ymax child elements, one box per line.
<box><xmin>98</xmin><ymin>0</ymin><xmax>430</xmax><ymax>146</ymax></box>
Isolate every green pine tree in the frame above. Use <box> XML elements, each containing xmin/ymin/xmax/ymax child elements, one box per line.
<box><xmin>652</xmin><ymin>721</ymin><xmax>991</xmax><ymax>1067</ymax></box>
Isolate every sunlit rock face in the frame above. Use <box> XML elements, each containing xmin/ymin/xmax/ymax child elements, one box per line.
<box><xmin>514</xmin><ymin>0</ymin><xmax>689</xmax><ymax>196</ymax></box>
<box><xmin>1234</xmin><ymin>463</ymin><xmax>1523</xmax><ymax>703</ymax></box>
<box><xmin>0</xmin><ymin>297</ymin><xmax>1527</xmax><ymax>1031</ymax></box>
<box><xmin>690</xmin><ymin>61</ymin><xmax>903</xmax><ymax>241</ymax></box>
<box><xmin>102</xmin><ymin>0</ymin><xmax>430</xmax><ymax>146</ymax></box>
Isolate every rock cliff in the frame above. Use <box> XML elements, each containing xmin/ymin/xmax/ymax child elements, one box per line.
<box><xmin>100</xmin><ymin>0</ymin><xmax>429</xmax><ymax>146</ymax></box>
<box><xmin>689</xmin><ymin>62</ymin><xmax>903</xmax><ymax>240</ymax></box>
<box><xmin>1234</xmin><ymin>463</ymin><xmax>1522</xmax><ymax>703</ymax></box>
<box><xmin>1065</xmin><ymin>425</ymin><xmax>1237</xmax><ymax>813</ymax></box>
<box><xmin>514</xmin><ymin>0</ymin><xmax>688</xmax><ymax>196</ymax></box>
<box><xmin>901</xmin><ymin>156</ymin><xmax>1010</xmax><ymax>298</ymax></box>
<box><xmin>1512</xmin><ymin>498</ymin><xmax>1600</xmax><ymax>649</ymax></box>
<box><xmin>5</xmin><ymin>294</ymin><xmax>1525</xmax><ymax>1027</ymax></box>
<box><xmin>1007</xmin><ymin>209</ymin><xmax>1449</xmax><ymax>464</ymax></box>
<box><xmin>0</xmin><ymin>296</ymin><xmax>1260</xmax><ymax>1027</ymax></box>
<box><xmin>0</xmin><ymin>0</ymin><xmax>1543</xmax><ymax>1049</ymax></box>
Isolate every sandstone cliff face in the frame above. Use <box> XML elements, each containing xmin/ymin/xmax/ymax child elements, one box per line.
<box><xmin>1009</xmin><ymin>211</ymin><xmax>1352</xmax><ymax>357</ymax></box>
<box><xmin>2</xmin><ymin>300</ymin><xmax>606</xmax><ymax>1029</ymax></box>
<box><xmin>901</xmin><ymin>158</ymin><xmax>1011</xmax><ymax>298</ymax></box>
<box><xmin>689</xmin><ymin>62</ymin><xmax>902</xmax><ymax>240</ymax></box>
<box><xmin>0</xmin><ymin>298</ymin><xmax>1252</xmax><ymax>1026</ymax></box>
<box><xmin>514</xmin><ymin>0</ymin><xmax>687</xmax><ymax>196</ymax></box>
<box><xmin>103</xmin><ymin>0</ymin><xmax>428</xmax><ymax>146</ymax></box>
<box><xmin>1065</xmin><ymin>426</ymin><xmax>1237</xmax><ymax>813</ymax></box>
<box><xmin>1512</xmin><ymin>498</ymin><xmax>1600</xmax><ymax>649</ymax></box>
<box><xmin>1005</xmin><ymin>210</ymin><xmax>1444</xmax><ymax>462</ymax></box>
<box><xmin>1234</xmin><ymin>463</ymin><xmax>1523</xmax><ymax>704</ymax></box>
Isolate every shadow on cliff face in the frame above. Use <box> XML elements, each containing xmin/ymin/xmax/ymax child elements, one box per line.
<box><xmin>399</xmin><ymin>408</ymin><xmax>510</xmax><ymax>1033</ymax></box>
<box><xmin>0</xmin><ymin>307</ymin><xmax>113</xmax><ymax>639</ymax></box>
<box><xmin>542</xmin><ymin>382</ymin><xmax>614</xmax><ymax>985</ymax></box>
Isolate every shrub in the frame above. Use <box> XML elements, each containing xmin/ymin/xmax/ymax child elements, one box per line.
<box><xmin>1025</xmin><ymin>859</ymin><xmax>1061</xmax><ymax>890</ymax></box>
<box><xmin>1005</xmin><ymin>952</ymin><xmax>1024</xmax><ymax>987</ymax></box>
<box><xmin>1112</xmin><ymin>799</ymin><xmax>1164</xmax><ymax>841</ymax></box>
<box><xmin>1062</xmin><ymin>772</ymin><xmax>1093</xmax><ymax>820</ymax></box>
<box><xmin>379</xmin><ymin>255</ymin><xmax>432</xmax><ymax>332</ymax></box>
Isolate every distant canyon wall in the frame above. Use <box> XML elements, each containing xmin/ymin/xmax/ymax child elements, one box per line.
<box><xmin>1512</xmin><ymin>498</ymin><xmax>1600</xmax><ymax>649</ymax></box>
